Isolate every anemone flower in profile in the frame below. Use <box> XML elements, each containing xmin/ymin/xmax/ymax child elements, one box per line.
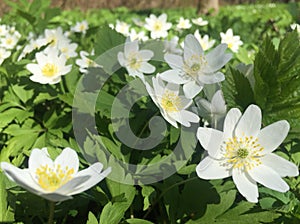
<box><xmin>196</xmin><ymin>104</ymin><xmax>299</xmax><ymax>203</ymax></box>
<box><xmin>0</xmin><ymin>147</ymin><xmax>111</xmax><ymax>202</ymax></box>
<box><xmin>145</xmin><ymin>76</ymin><xmax>199</xmax><ymax>128</ymax></box>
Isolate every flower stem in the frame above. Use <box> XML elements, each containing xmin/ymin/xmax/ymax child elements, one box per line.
<box><xmin>48</xmin><ymin>201</ymin><xmax>55</xmax><ymax>224</ymax></box>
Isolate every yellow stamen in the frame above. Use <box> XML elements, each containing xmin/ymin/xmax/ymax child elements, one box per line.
<box><xmin>41</xmin><ymin>63</ymin><xmax>58</xmax><ymax>77</ymax></box>
<box><xmin>36</xmin><ymin>164</ymin><xmax>74</xmax><ymax>191</ymax></box>
<box><xmin>222</xmin><ymin>135</ymin><xmax>263</xmax><ymax>171</ymax></box>
<box><xmin>160</xmin><ymin>91</ymin><xmax>181</xmax><ymax>112</ymax></box>
<box><xmin>153</xmin><ymin>22</ymin><xmax>162</xmax><ymax>31</ymax></box>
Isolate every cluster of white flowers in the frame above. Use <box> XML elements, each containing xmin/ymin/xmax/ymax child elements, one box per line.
<box><xmin>23</xmin><ymin>27</ymin><xmax>79</xmax><ymax>84</ymax></box>
<box><xmin>115</xmin><ymin>18</ymin><xmax>298</xmax><ymax>203</ymax></box>
<box><xmin>111</xmin><ymin>14</ymin><xmax>244</xmax><ymax>53</ymax></box>
<box><xmin>0</xmin><ymin>14</ymin><xmax>298</xmax><ymax>207</ymax></box>
<box><xmin>0</xmin><ymin>24</ymin><xmax>21</xmax><ymax>65</ymax></box>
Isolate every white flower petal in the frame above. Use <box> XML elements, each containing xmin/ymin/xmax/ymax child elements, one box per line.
<box><xmin>69</xmin><ymin>163</ymin><xmax>112</xmax><ymax>195</ymax></box>
<box><xmin>152</xmin><ymin>76</ymin><xmax>165</xmax><ymax>96</ymax></box>
<box><xmin>38</xmin><ymin>192</ymin><xmax>73</xmax><ymax>202</ymax></box>
<box><xmin>257</xmin><ymin>120</ymin><xmax>290</xmax><ymax>154</ymax></box>
<box><xmin>1</xmin><ymin>162</ymin><xmax>45</xmax><ymax>194</ymax></box>
<box><xmin>159</xmin><ymin>69</ymin><xmax>187</xmax><ymax>84</ymax></box>
<box><xmin>206</xmin><ymin>44</ymin><xmax>232</xmax><ymax>71</ymax></box>
<box><xmin>235</xmin><ymin>105</ymin><xmax>261</xmax><ymax>138</ymax></box>
<box><xmin>161</xmin><ymin>111</ymin><xmax>178</xmax><ymax>128</ymax></box>
<box><xmin>183</xmin><ymin>81</ymin><xmax>203</xmax><ymax>99</ymax></box>
<box><xmin>223</xmin><ymin>108</ymin><xmax>242</xmax><ymax>139</ymax></box>
<box><xmin>232</xmin><ymin>169</ymin><xmax>258</xmax><ymax>203</ymax></box>
<box><xmin>184</xmin><ymin>34</ymin><xmax>203</xmax><ymax>57</ymax></box>
<box><xmin>199</xmin><ymin>72</ymin><xmax>225</xmax><ymax>84</ymax></box>
<box><xmin>260</xmin><ymin>153</ymin><xmax>299</xmax><ymax>177</ymax></box>
<box><xmin>53</xmin><ymin>175</ymin><xmax>90</xmax><ymax>195</ymax></box>
<box><xmin>117</xmin><ymin>52</ymin><xmax>125</xmax><ymax>66</ymax></box>
<box><xmin>139</xmin><ymin>50</ymin><xmax>154</xmax><ymax>61</ymax></box>
<box><xmin>165</xmin><ymin>54</ymin><xmax>184</xmax><ymax>70</ymax></box>
<box><xmin>197</xmin><ymin>127</ymin><xmax>223</xmax><ymax>158</ymax></box>
<box><xmin>26</xmin><ymin>64</ymin><xmax>41</xmax><ymax>75</ymax></box>
<box><xmin>249</xmin><ymin>164</ymin><xmax>290</xmax><ymax>193</ymax></box>
<box><xmin>196</xmin><ymin>157</ymin><xmax>230</xmax><ymax>179</ymax></box>
<box><xmin>125</xmin><ymin>40</ymin><xmax>138</xmax><ymax>56</ymax></box>
<box><xmin>176</xmin><ymin>110</ymin><xmax>199</xmax><ymax>127</ymax></box>
<box><xmin>211</xmin><ymin>90</ymin><xmax>227</xmax><ymax>114</ymax></box>
<box><xmin>139</xmin><ymin>62</ymin><xmax>155</xmax><ymax>74</ymax></box>
<box><xmin>28</xmin><ymin>148</ymin><xmax>54</xmax><ymax>181</ymax></box>
<box><xmin>54</xmin><ymin>147</ymin><xmax>79</xmax><ymax>174</ymax></box>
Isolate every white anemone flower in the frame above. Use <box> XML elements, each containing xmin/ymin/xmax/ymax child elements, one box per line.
<box><xmin>57</xmin><ymin>39</ymin><xmax>78</xmax><ymax>59</ymax></box>
<box><xmin>26</xmin><ymin>48</ymin><xmax>72</xmax><ymax>84</ymax></box>
<box><xmin>0</xmin><ymin>47</ymin><xmax>11</xmax><ymax>65</ymax></box>
<box><xmin>0</xmin><ymin>147</ymin><xmax>111</xmax><ymax>202</ymax></box>
<box><xmin>118</xmin><ymin>39</ymin><xmax>155</xmax><ymax>80</ymax></box>
<box><xmin>196</xmin><ymin>104</ymin><xmax>299</xmax><ymax>203</ymax></box>
<box><xmin>164</xmin><ymin>36</ymin><xmax>183</xmax><ymax>55</ymax></box>
<box><xmin>194</xmin><ymin>30</ymin><xmax>215</xmax><ymax>51</ymax></box>
<box><xmin>129</xmin><ymin>29</ymin><xmax>149</xmax><ymax>42</ymax></box>
<box><xmin>220</xmin><ymin>28</ymin><xmax>243</xmax><ymax>53</ymax></box>
<box><xmin>192</xmin><ymin>17</ymin><xmax>208</xmax><ymax>26</ymax></box>
<box><xmin>0</xmin><ymin>24</ymin><xmax>9</xmax><ymax>36</ymax></box>
<box><xmin>76</xmin><ymin>50</ymin><xmax>102</xmax><ymax>74</ymax></box>
<box><xmin>290</xmin><ymin>23</ymin><xmax>300</xmax><ymax>35</ymax></box>
<box><xmin>0</xmin><ymin>33</ymin><xmax>19</xmax><ymax>49</ymax></box>
<box><xmin>144</xmin><ymin>14</ymin><xmax>172</xmax><ymax>39</ymax></box>
<box><xmin>196</xmin><ymin>90</ymin><xmax>226</xmax><ymax>129</ymax></box>
<box><xmin>71</xmin><ymin>20</ymin><xmax>89</xmax><ymax>34</ymax></box>
<box><xmin>146</xmin><ymin>76</ymin><xmax>199</xmax><ymax>128</ymax></box>
<box><xmin>176</xmin><ymin>17</ymin><xmax>192</xmax><ymax>30</ymax></box>
<box><xmin>44</xmin><ymin>27</ymin><xmax>66</xmax><ymax>48</ymax></box>
<box><xmin>160</xmin><ymin>34</ymin><xmax>232</xmax><ymax>99</ymax></box>
<box><xmin>115</xmin><ymin>20</ymin><xmax>130</xmax><ymax>36</ymax></box>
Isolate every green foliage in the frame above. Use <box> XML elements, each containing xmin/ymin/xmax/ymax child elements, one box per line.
<box><xmin>223</xmin><ymin>31</ymin><xmax>300</xmax><ymax>140</ymax></box>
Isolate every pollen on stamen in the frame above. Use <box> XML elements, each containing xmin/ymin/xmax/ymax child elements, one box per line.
<box><xmin>223</xmin><ymin>135</ymin><xmax>264</xmax><ymax>171</ymax></box>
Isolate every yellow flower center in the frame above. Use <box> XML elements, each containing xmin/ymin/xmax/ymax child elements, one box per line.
<box><xmin>36</xmin><ymin>164</ymin><xmax>74</xmax><ymax>191</ymax></box>
<box><xmin>42</xmin><ymin>63</ymin><xmax>58</xmax><ymax>77</ymax></box>
<box><xmin>227</xmin><ymin>42</ymin><xmax>233</xmax><ymax>49</ymax></box>
<box><xmin>79</xmin><ymin>24</ymin><xmax>86</xmax><ymax>31</ymax></box>
<box><xmin>185</xmin><ymin>54</ymin><xmax>207</xmax><ymax>78</ymax></box>
<box><xmin>153</xmin><ymin>22</ymin><xmax>162</xmax><ymax>31</ymax></box>
<box><xmin>128</xmin><ymin>54</ymin><xmax>141</xmax><ymax>70</ymax></box>
<box><xmin>161</xmin><ymin>91</ymin><xmax>181</xmax><ymax>112</ymax></box>
<box><xmin>191</xmin><ymin>63</ymin><xmax>201</xmax><ymax>72</ymax></box>
<box><xmin>6</xmin><ymin>38</ymin><xmax>12</xmax><ymax>45</ymax></box>
<box><xmin>223</xmin><ymin>136</ymin><xmax>263</xmax><ymax>171</ymax></box>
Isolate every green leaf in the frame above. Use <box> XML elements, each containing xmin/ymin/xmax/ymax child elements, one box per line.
<box><xmin>0</xmin><ymin>173</ymin><xmax>14</xmax><ymax>222</ymax></box>
<box><xmin>141</xmin><ymin>185</ymin><xmax>156</xmax><ymax>211</ymax></box>
<box><xmin>86</xmin><ymin>212</ymin><xmax>99</xmax><ymax>224</ymax></box>
<box><xmin>190</xmin><ymin>190</ymin><xmax>236</xmax><ymax>223</ymax></box>
<box><xmin>124</xmin><ymin>218</ymin><xmax>154</xmax><ymax>224</ymax></box>
<box><xmin>217</xmin><ymin>201</ymin><xmax>280</xmax><ymax>223</ymax></box>
<box><xmin>253</xmin><ymin>31</ymin><xmax>300</xmax><ymax>139</ymax></box>
<box><xmin>222</xmin><ymin>66</ymin><xmax>255</xmax><ymax>110</ymax></box>
<box><xmin>94</xmin><ymin>26</ymin><xmax>126</xmax><ymax>56</ymax></box>
<box><xmin>99</xmin><ymin>179</ymin><xmax>136</xmax><ymax>224</ymax></box>
<box><xmin>11</xmin><ymin>84</ymin><xmax>34</xmax><ymax>104</ymax></box>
